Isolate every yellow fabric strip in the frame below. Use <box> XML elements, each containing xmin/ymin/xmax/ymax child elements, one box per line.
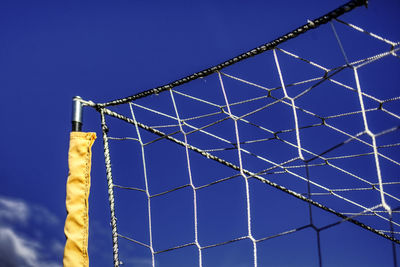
<box><xmin>64</xmin><ymin>132</ymin><xmax>96</xmax><ymax>267</ymax></box>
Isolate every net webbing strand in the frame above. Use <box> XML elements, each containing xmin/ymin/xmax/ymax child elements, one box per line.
<box><xmin>128</xmin><ymin>105</ymin><xmax>156</xmax><ymax>266</ymax></box>
<box><xmin>217</xmin><ymin>71</ymin><xmax>258</xmax><ymax>266</ymax></box>
<box><xmin>169</xmin><ymin>90</ymin><xmax>203</xmax><ymax>266</ymax></box>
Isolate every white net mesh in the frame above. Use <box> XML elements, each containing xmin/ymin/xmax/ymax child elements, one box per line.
<box><xmin>88</xmin><ymin>4</ymin><xmax>399</xmax><ymax>266</ymax></box>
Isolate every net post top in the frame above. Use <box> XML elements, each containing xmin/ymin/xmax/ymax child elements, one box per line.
<box><xmin>72</xmin><ymin>96</ymin><xmax>83</xmax><ymax>132</ymax></box>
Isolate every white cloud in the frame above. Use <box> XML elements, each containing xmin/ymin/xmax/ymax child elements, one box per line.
<box><xmin>0</xmin><ymin>196</ymin><xmax>59</xmax><ymax>226</ymax></box>
<box><xmin>50</xmin><ymin>240</ymin><xmax>65</xmax><ymax>256</ymax></box>
<box><xmin>0</xmin><ymin>197</ymin><xmax>29</xmax><ymax>224</ymax></box>
<box><xmin>31</xmin><ymin>205</ymin><xmax>60</xmax><ymax>226</ymax></box>
<box><xmin>0</xmin><ymin>196</ymin><xmax>62</xmax><ymax>267</ymax></box>
<box><xmin>122</xmin><ymin>256</ymin><xmax>153</xmax><ymax>267</ymax></box>
<box><xmin>0</xmin><ymin>227</ymin><xmax>61</xmax><ymax>267</ymax></box>
<box><xmin>0</xmin><ymin>227</ymin><xmax>39</xmax><ymax>267</ymax></box>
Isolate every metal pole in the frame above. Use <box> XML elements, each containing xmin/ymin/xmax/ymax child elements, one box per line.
<box><xmin>72</xmin><ymin>96</ymin><xmax>83</xmax><ymax>132</ymax></box>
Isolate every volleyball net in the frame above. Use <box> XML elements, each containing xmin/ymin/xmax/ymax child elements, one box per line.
<box><xmin>64</xmin><ymin>0</ymin><xmax>400</xmax><ymax>266</ymax></box>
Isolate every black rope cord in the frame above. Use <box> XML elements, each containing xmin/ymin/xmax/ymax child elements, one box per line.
<box><xmin>98</xmin><ymin>0</ymin><xmax>368</xmax><ymax>107</ymax></box>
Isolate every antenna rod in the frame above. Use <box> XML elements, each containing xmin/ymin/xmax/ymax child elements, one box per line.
<box><xmin>72</xmin><ymin>96</ymin><xmax>83</xmax><ymax>132</ymax></box>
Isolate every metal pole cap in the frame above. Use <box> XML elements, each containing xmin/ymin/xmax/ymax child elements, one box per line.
<box><xmin>72</xmin><ymin>96</ymin><xmax>83</xmax><ymax>131</ymax></box>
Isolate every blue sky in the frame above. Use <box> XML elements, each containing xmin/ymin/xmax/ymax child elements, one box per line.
<box><xmin>1</xmin><ymin>0</ymin><xmax>399</xmax><ymax>266</ymax></box>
